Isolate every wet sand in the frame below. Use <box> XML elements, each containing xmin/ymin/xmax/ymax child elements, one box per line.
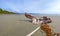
<box><xmin>0</xmin><ymin>14</ymin><xmax>60</xmax><ymax>36</ymax></box>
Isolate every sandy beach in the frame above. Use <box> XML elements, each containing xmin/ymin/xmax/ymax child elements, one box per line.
<box><xmin>0</xmin><ymin>14</ymin><xmax>60</xmax><ymax>36</ymax></box>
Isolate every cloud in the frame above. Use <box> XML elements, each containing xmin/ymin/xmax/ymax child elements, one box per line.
<box><xmin>0</xmin><ymin>0</ymin><xmax>24</xmax><ymax>13</ymax></box>
<box><xmin>24</xmin><ymin>0</ymin><xmax>60</xmax><ymax>14</ymax></box>
<box><xmin>24</xmin><ymin>0</ymin><xmax>43</xmax><ymax>13</ymax></box>
<box><xmin>0</xmin><ymin>0</ymin><xmax>60</xmax><ymax>14</ymax></box>
<box><xmin>5</xmin><ymin>2</ymin><xmax>23</xmax><ymax>13</ymax></box>
<box><xmin>42</xmin><ymin>0</ymin><xmax>60</xmax><ymax>14</ymax></box>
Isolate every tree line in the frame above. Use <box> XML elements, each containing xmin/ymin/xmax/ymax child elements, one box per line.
<box><xmin>0</xmin><ymin>8</ymin><xmax>16</xmax><ymax>14</ymax></box>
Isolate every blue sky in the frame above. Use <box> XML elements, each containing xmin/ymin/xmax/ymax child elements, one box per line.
<box><xmin>0</xmin><ymin>0</ymin><xmax>60</xmax><ymax>14</ymax></box>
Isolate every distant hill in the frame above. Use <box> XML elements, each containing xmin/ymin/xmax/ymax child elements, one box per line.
<box><xmin>0</xmin><ymin>8</ymin><xmax>16</xmax><ymax>14</ymax></box>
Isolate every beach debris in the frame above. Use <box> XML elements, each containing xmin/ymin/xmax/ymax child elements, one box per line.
<box><xmin>25</xmin><ymin>13</ymin><xmax>59</xmax><ymax>36</ymax></box>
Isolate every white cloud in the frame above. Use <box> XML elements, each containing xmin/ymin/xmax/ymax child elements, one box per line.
<box><xmin>42</xmin><ymin>0</ymin><xmax>60</xmax><ymax>14</ymax></box>
<box><xmin>24</xmin><ymin>0</ymin><xmax>60</xmax><ymax>14</ymax></box>
<box><xmin>1</xmin><ymin>0</ymin><xmax>60</xmax><ymax>14</ymax></box>
<box><xmin>4</xmin><ymin>1</ymin><xmax>23</xmax><ymax>13</ymax></box>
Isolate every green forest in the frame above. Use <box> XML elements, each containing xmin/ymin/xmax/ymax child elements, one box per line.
<box><xmin>0</xmin><ymin>8</ymin><xmax>16</xmax><ymax>14</ymax></box>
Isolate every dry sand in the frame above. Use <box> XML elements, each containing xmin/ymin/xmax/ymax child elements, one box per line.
<box><xmin>0</xmin><ymin>14</ymin><xmax>60</xmax><ymax>36</ymax></box>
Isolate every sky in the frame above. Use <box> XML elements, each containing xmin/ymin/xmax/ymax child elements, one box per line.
<box><xmin>0</xmin><ymin>0</ymin><xmax>60</xmax><ymax>14</ymax></box>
